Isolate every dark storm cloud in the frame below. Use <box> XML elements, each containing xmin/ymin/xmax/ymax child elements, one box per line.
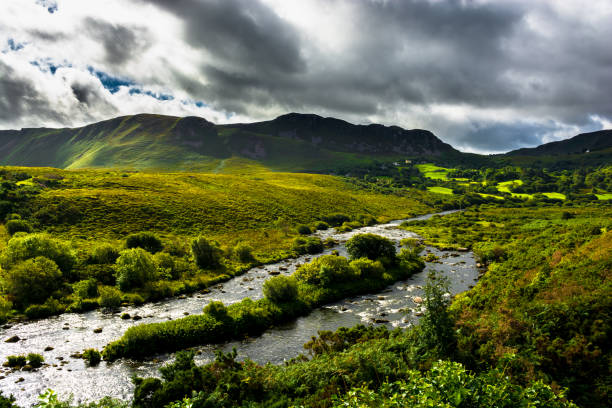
<box><xmin>141</xmin><ymin>0</ymin><xmax>305</xmax><ymax>75</ymax></box>
<box><xmin>143</xmin><ymin>0</ymin><xmax>611</xmax><ymax>151</ymax></box>
<box><xmin>0</xmin><ymin>60</ymin><xmax>66</xmax><ymax>123</ymax></box>
<box><xmin>84</xmin><ymin>18</ymin><xmax>151</xmax><ymax>65</ymax></box>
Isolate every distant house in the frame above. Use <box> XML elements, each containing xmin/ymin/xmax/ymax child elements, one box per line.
<box><xmin>405</xmin><ymin>160</ymin><xmax>412</xmax><ymax>164</ymax></box>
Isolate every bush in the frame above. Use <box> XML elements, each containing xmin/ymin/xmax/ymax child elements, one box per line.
<box><xmin>26</xmin><ymin>353</ymin><xmax>44</xmax><ymax>368</ymax></box>
<box><xmin>5</xmin><ymin>219</ymin><xmax>32</xmax><ymax>236</ymax></box>
<box><xmin>125</xmin><ymin>232</ymin><xmax>163</xmax><ymax>254</ymax></box>
<box><xmin>82</xmin><ymin>348</ymin><xmax>102</xmax><ymax>366</ymax></box>
<box><xmin>4</xmin><ymin>257</ymin><xmax>63</xmax><ymax>307</ymax></box>
<box><xmin>233</xmin><ymin>243</ymin><xmax>255</xmax><ymax>263</ymax></box>
<box><xmin>322</xmin><ymin>213</ymin><xmax>350</xmax><ymax>227</ymax></box>
<box><xmin>202</xmin><ymin>301</ymin><xmax>229</xmax><ymax>320</ymax></box>
<box><xmin>296</xmin><ymin>224</ymin><xmax>312</xmax><ymax>235</ymax></box>
<box><xmin>89</xmin><ymin>244</ymin><xmax>120</xmax><ymax>264</ymax></box>
<box><xmin>154</xmin><ymin>252</ymin><xmax>178</xmax><ymax>280</ymax></box>
<box><xmin>350</xmin><ymin>258</ymin><xmax>385</xmax><ymax>279</ymax></box>
<box><xmin>295</xmin><ymin>255</ymin><xmax>355</xmax><ymax>285</ymax></box>
<box><xmin>115</xmin><ymin>248</ymin><xmax>158</xmax><ymax>291</ymax></box>
<box><xmin>292</xmin><ymin>236</ymin><xmax>324</xmax><ymax>255</ymax></box>
<box><xmin>0</xmin><ymin>296</ymin><xmax>12</xmax><ymax>323</ymax></box>
<box><xmin>191</xmin><ymin>236</ymin><xmax>222</xmax><ymax>269</ymax></box>
<box><xmin>98</xmin><ymin>286</ymin><xmax>122</xmax><ymax>309</ymax></box>
<box><xmin>72</xmin><ymin>278</ymin><xmax>99</xmax><ymax>299</ymax></box>
<box><xmin>0</xmin><ymin>391</ymin><xmax>16</xmax><ymax>408</ymax></box>
<box><xmin>5</xmin><ymin>355</ymin><xmax>26</xmax><ymax>368</ymax></box>
<box><xmin>25</xmin><ymin>298</ymin><xmax>63</xmax><ymax>319</ymax></box>
<box><xmin>314</xmin><ymin>221</ymin><xmax>329</xmax><ymax>230</ymax></box>
<box><xmin>263</xmin><ymin>275</ymin><xmax>298</xmax><ymax>303</ymax></box>
<box><xmin>0</xmin><ymin>233</ymin><xmax>76</xmax><ymax>274</ymax></box>
<box><xmin>346</xmin><ymin>233</ymin><xmax>397</xmax><ymax>265</ymax></box>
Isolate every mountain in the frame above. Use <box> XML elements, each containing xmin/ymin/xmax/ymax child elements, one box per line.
<box><xmin>506</xmin><ymin>129</ymin><xmax>612</xmax><ymax>156</ymax></box>
<box><xmin>0</xmin><ymin>113</ymin><xmax>458</xmax><ymax>171</ymax></box>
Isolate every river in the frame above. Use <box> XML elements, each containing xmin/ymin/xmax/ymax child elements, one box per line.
<box><xmin>0</xmin><ymin>210</ymin><xmax>479</xmax><ymax>406</ymax></box>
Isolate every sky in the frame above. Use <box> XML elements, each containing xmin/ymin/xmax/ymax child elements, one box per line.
<box><xmin>1</xmin><ymin>0</ymin><xmax>611</xmax><ymax>153</ymax></box>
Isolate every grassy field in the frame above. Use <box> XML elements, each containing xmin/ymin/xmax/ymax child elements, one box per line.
<box><xmin>7</xmin><ymin>165</ymin><xmax>436</xmax><ymax>260</ymax></box>
<box><xmin>596</xmin><ymin>193</ymin><xmax>612</xmax><ymax>200</ymax></box>
<box><xmin>415</xmin><ymin>163</ymin><xmax>452</xmax><ymax>180</ymax></box>
<box><xmin>427</xmin><ymin>186</ymin><xmax>454</xmax><ymax>195</ymax></box>
<box><xmin>496</xmin><ymin>179</ymin><xmax>523</xmax><ymax>193</ymax></box>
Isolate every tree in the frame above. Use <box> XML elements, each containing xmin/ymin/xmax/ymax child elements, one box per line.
<box><xmin>419</xmin><ymin>270</ymin><xmax>456</xmax><ymax>358</ymax></box>
<box><xmin>126</xmin><ymin>232</ymin><xmax>163</xmax><ymax>254</ymax></box>
<box><xmin>115</xmin><ymin>248</ymin><xmax>158</xmax><ymax>291</ymax></box>
<box><xmin>263</xmin><ymin>275</ymin><xmax>298</xmax><ymax>303</ymax></box>
<box><xmin>345</xmin><ymin>233</ymin><xmax>396</xmax><ymax>265</ymax></box>
<box><xmin>191</xmin><ymin>236</ymin><xmax>222</xmax><ymax>269</ymax></box>
<box><xmin>3</xmin><ymin>257</ymin><xmax>63</xmax><ymax>307</ymax></box>
<box><xmin>0</xmin><ymin>233</ymin><xmax>76</xmax><ymax>274</ymax></box>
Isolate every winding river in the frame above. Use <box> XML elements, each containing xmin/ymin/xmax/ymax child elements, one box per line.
<box><xmin>0</xmin><ymin>211</ymin><xmax>480</xmax><ymax>406</ymax></box>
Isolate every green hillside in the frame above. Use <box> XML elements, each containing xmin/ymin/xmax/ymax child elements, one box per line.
<box><xmin>0</xmin><ymin>113</ymin><xmax>457</xmax><ymax>172</ymax></box>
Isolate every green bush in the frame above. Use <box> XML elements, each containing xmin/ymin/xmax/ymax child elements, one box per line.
<box><xmin>0</xmin><ymin>233</ymin><xmax>76</xmax><ymax>274</ymax></box>
<box><xmin>233</xmin><ymin>243</ymin><xmax>255</xmax><ymax>263</ymax></box>
<box><xmin>25</xmin><ymin>297</ymin><xmax>64</xmax><ymax>319</ymax></box>
<box><xmin>5</xmin><ymin>219</ymin><xmax>32</xmax><ymax>236</ymax></box>
<box><xmin>5</xmin><ymin>355</ymin><xmax>26</xmax><ymax>368</ymax></box>
<box><xmin>346</xmin><ymin>233</ymin><xmax>397</xmax><ymax>265</ymax></box>
<box><xmin>0</xmin><ymin>391</ymin><xmax>16</xmax><ymax>408</ymax></box>
<box><xmin>263</xmin><ymin>275</ymin><xmax>298</xmax><ymax>303</ymax></box>
<box><xmin>314</xmin><ymin>221</ymin><xmax>329</xmax><ymax>230</ymax></box>
<box><xmin>295</xmin><ymin>255</ymin><xmax>355</xmax><ymax>285</ymax></box>
<box><xmin>292</xmin><ymin>236</ymin><xmax>324</xmax><ymax>255</ymax></box>
<box><xmin>0</xmin><ymin>296</ymin><xmax>12</xmax><ymax>323</ymax></box>
<box><xmin>98</xmin><ymin>286</ymin><xmax>122</xmax><ymax>309</ymax></box>
<box><xmin>89</xmin><ymin>244</ymin><xmax>120</xmax><ymax>264</ymax></box>
<box><xmin>296</xmin><ymin>224</ymin><xmax>312</xmax><ymax>235</ymax></box>
<box><xmin>4</xmin><ymin>257</ymin><xmax>63</xmax><ymax>307</ymax></box>
<box><xmin>322</xmin><ymin>213</ymin><xmax>351</xmax><ymax>227</ymax></box>
<box><xmin>350</xmin><ymin>257</ymin><xmax>385</xmax><ymax>279</ymax></box>
<box><xmin>72</xmin><ymin>278</ymin><xmax>99</xmax><ymax>299</ymax></box>
<box><xmin>115</xmin><ymin>248</ymin><xmax>158</xmax><ymax>291</ymax></box>
<box><xmin>154</xmin><ymin>252</ymin><xmax>178</xmax><ymax>280</ymax></box>
<box><xmin>26</xmin><ymin>353</ymin><xmax>44</xmax><ymax>368</ymax></box>
<box><xmin>191</xmin><ymin>236</ymin><xmax>222</xmax><ymax>269</ymax></box>
<box><xmin>125</xmin><ymin>232</ymin><xmax>163</xmax><ymax>254</ymax></box>
<box><xmin>202</xmin><ymin>301</ymin><xmax>229</xmax><ymax>320</ymax></box>
<box><xmin>82</xmin><ymin>348</ymin><xmax>102</xmax><ymax>366</ymax></box>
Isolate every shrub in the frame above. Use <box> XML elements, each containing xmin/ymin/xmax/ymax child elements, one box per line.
<box><xmin>154</xmin><ymin>252</ymin><xmax>178</xmax><ymax>280</ymax></box>
<box><xmin>296</xmin><ymin>224</ymin><xmax>312</xmax><ymax>235</ymax></box>
<box><xmin>0</xmin><ymin>391</ymin><xmax>16</xmax><ymax>408</ymax></box>
<box><xmin>0</xmin><ymin>233</ymin><xmax>76</xmax><ymax>274</ymax></box>
<box><xmin>125</xmin><ymin>232</ymin><xmax>163</xmax><ymax>254</ymax></box>
<box><xmin>25</xmin><ymin>298</ymin><xmax>63</xmax><ymax>319</ymax></box>
<box><xmin>263</xmin><ymin>275</ymin><xmax>298</xmax><ymax>303</ymax></box>
<box><xmin>233</xmin><ymin>243</ymin><xmax>255</xmax><ymax>263</ymax></box>
<box><xmin>202</xmin><ymin>301</ymin><xmax>229</xmax><ymax>320</ymax></box>
<box><xmin>72</xmin><ymin>278</ymin><xmax>99</xmax><ymax>299</ymax></box>
<box><xmin>350</xmin><ymin>258</ymin><xmax>385</xmax><ymax>279</ymax></box>
<box><xmin>191</xmin><ymin>236</ymin><xmax>222</xmax><ymax>269</ymax></box>
<box><xmin>314</xmin><ymin>221</ymin><xmax>329</xmax><ymax>230</ymax></box>
<box><xmin>5</xmin><ymin>355</ymin><xmax>26</xmax><ymax>368</ymax></box>
<box><xmin>89</xmin><ymin>244</ymin><xmax>120</xmax><ymax>264</ymax></box>
<box><xmin>0</xmin><ymin>296</ymin><xmax>12</xmax><ymax>323</ymax></box>
<box><xmin>98</xmin><ymin>286</ymin><xmax>122</xmax><ymax>309</ymax></box>
<box><xmin>5</xmin><ymin>219</ymin><xmax>32</xmax><ymax>236</ymax></box>
<box><xmin>26</xmin><ymin>353</ymin><xmax>44</xmax><ymax>368</ymax></box>
<box><xmin>322</xmin><ymin>213</ymin><xmax>350</xmax><ymax>227</ymax></box>
<box><xmin>82</xmin><ymin>348</ymin><xmax>102</xmax><ymax>366</ymax></box>
<box><xmin>561</xmin><ymin>211</ymin><xmax>575</xmax><ymax>220</ymax></box>
<box><xmin>346</xmin><ymin>233</ymin><xmax>397</xmax><ymax>265</ymax></box>
<box><xmin>115</xmin><ymin>248</ymin><xmax>158</xmax><ymax>291</ymax></box>
<box><xmin>295</xmin><ymin>255</ymin><xmax>355</xmax><ymax>285</ymax></box>
<box><xmin>356</xmin><ymin>214</ymin><xmax>377</xmax><ymax>226</ymax></box>
<box><xmin>4</xmin><ymin>257</ymin><xmax>63</xmax><ymax>307</ymax></box>
<box><xmin>292</xmin><ymin>236</ymin><xmax>324</xmax><ymax>255</ymax></box>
